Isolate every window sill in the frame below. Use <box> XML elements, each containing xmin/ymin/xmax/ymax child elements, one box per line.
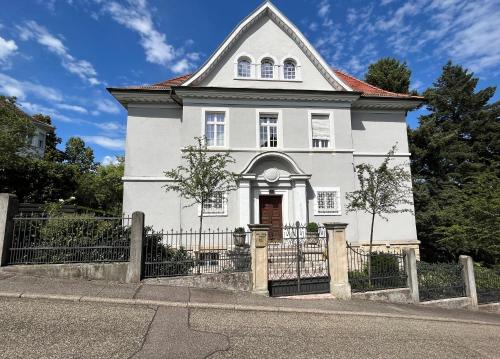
<box><xmin>198</xmin><ymin>213</ymin><xmax>228</xmax><ymax>217</ymax></box>
<box><xmin>234</xmin><ymin>77</ymin><xmax>302</xmax><ymax>83</ymax></box>
<box><xmin>314</xmin><ymin>213</ymin><xmax>342</xmax><ymax>216</ymax></box>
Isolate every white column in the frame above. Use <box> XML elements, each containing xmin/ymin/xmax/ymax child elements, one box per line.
<box><xmin>238</xmin><ymin>180</ymin><xmax>251</xmax><ymax>228</ymax></box>
<box><xmin>293</xmin><ymin>180</ymin><xmax>307</xmax><ymax>224</ymax></box>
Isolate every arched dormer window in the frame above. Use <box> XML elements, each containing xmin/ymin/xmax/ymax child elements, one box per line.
<box><xmin>283</xmin><ymin>60</ymin><xmax>296</xmax><ymax>80</ymax></box>
<box><xmin>260</xmin><ymin>58</ymin><xmax>274</xmax><ymax>79</ymax></box>
<box><xmin>237</xmin><ymin>57</ymin><xmax>251</xmax><ymax>78</ymax></box>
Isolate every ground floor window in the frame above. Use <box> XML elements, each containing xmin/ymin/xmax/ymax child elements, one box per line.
<box><xmin>314</xmin><ymin>187</ymin><xmax>341</xmax><ymax>215</ymax></box>
<box><xmin>200</xmin><ymin>192</ymin><xmax>227</xmax><ymax>216</ymax></box>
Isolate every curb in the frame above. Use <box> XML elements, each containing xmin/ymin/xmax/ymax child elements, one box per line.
<box><xmin>1</xmin><ymin>291</ymin><xmax>499</xmax><ymax>327</ymax></box>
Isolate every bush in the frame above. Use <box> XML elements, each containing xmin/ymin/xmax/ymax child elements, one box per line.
<box><xmin>306</xmin><ymin>222</ymin><xmax>318</xmax><ymax>233</ymax></box>
<box><xmin>370</xmin><ymin>252</ymin><xmax>400</xmax><ymax>277</ymax></box>
<box><xmin>234</xmin><ymin>227</ymin><xmax>245</xmax><ymax>234</ymax></box>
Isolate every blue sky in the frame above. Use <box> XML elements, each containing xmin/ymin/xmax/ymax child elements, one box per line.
<box><xmin>1</xmin><ymin>0</ymin><xmax>499</xmax><ymax>164</ymax></box>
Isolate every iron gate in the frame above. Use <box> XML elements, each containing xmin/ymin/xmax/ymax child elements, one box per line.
<box><xmin>268</xmin><ymin>222</ymin><xmax>329</xmax><ymax>296</ymax></box>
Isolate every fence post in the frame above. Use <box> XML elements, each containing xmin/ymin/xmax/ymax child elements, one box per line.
<box><xmin>404</xmin><ymin>248</ymin><xmax>419</xmax><ymax>304</ymax></box>
<box><xmin>0</xmin><ymin>194</ymin><xmax>18</xmax><ymax>267</ymax></box>
<box><xmin>324</xmin><ymin>223</ymin><xmax>351</xmax><ymax>300</ymax></box>
<box><xmin>126</xmin><ymin>211</ymin><xmax>145</xmax><ymax>283</ymax></box>
<box><xmin>248</xmin><ymin>224</ymin><xmax>270</xmax><ymax>296</ymax></box>
<box><xmin>459</xmin><ymin>255</ymin><xmax>478</xmax><ymax>311</ymax></box>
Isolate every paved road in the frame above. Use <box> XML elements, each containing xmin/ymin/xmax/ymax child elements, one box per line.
<box><xmin>1</xmin><ymin>297</ymin><xmax>499</xmax><ymax>359</ymax></box>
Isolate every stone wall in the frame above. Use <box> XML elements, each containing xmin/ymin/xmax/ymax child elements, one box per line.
<box><xmin>143</xmin><ymin>271</ymin><xmax>252</xmax><ymax>292</ymax></box>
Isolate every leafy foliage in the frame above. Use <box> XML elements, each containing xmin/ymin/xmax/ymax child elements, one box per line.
<box><xmin>306</xmin><ymin>222</ymin><xmax>319</xmax><ymax>233</ymax></box>
<box><xmin>64</xmin><ymin>137</ymin><xmax>96</xmax><ymax>172</ymax></box>
<box><xmin>0</xmin><ymin>96</ymin><xmax>34</xmax><ymax>165</ymax></box>
<box><xmin>409</xmin><ymin>62</ymin><xmax>500</xmax><ymax>265</ymax></box>
<box><xmin>365</xmin><ymin>57</ymin><xmax>412</xmax><ymax>94</ymax></box>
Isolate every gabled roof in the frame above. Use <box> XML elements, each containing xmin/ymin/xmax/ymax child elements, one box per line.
<box><xmin>181</xmin><ymin>1</ymin><xmax>351</xmax><ymax>91</ymax></box>
<box><xmin>110</xmin><ymin>70</ymin><xmax>422</xmax><ymax>100</ymax></box>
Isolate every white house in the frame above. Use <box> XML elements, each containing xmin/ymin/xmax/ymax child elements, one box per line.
<box><xmin>108</xmin><ymin>2</ymin><xmax>422</xmax><ymax>252</ymax></box>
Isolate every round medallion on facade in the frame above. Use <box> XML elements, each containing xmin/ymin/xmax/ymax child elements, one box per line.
<box><xmin>263</xmin><ymin>168</ymin><xmax>280</xmax><ymax>183</ymax></box>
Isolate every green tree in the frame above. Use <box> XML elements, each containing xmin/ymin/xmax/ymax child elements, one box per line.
<box><xmin>164</xmin><ymin>137</ymin><xmax>239</xmax><ymax>273</ymax></box>
<box><xmin>409</xmin><ymin>62</ymin><xmax>499</xmax><ymax>265</ymax></box>
<box><xmin>64</xmin><ymin>137</ymin><xmax>96</xmax><ymax>172</ymax></box>
<box><xmin>76</xmin><ymin>157</ymin><xmax>124</xmax><ymax>213</ymax></box>
<box><xmin>365</xmin><ymin>57</ymin><xmax>412</xmax><ymax>93</ymax></box>
<box><xmin>345</xmin><ymin>146</ymin><xmax>413</xmax><ymax>282</ymax></box>
<box><xmin>0</xmin><ymin>96</ymin><xmax>34</xmax><ymax>164</ymax></box>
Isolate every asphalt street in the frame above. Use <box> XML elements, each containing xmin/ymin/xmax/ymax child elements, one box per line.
<box><xmin>0</xmin><ymin>297</ymin><xmax>499</xmax><ymax>359</ymax></box>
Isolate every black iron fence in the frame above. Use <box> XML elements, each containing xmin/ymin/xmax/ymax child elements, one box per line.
<box><xmin>143</xmin><ymin>228</ymin><xmax>251</xmax><ymax>278</ymax></box>
<box><xmin>417</xmin><ymin>261</ymin><xmax>465</xmax><ymax>301</ymax></box>
<box><xmin>9</xmin><ymin>216</ymin><xmax>131</xmax><ymax>264</ymax></box>
<box><xmin>267</xmin><ymin>223</ymin><xmax>329</xmax><ymax>296</ymax></box>
<box><xmin>346</xmin><ymin>244</ymin><xmax>407</xmax><ymax>292</ymax></box>
<box><xmin>475</xmin><ymin>267</ymin><xmax>500</xmax><ymax>304</ymax></box>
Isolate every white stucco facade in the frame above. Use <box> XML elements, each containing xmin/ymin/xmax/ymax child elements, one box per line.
<box><xmin>109</xmin><ymin>2</ymin><xmax>422</xmax><ymax>248</ymax></box>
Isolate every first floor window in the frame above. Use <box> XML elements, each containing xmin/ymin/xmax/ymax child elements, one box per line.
<box><xmin>259</xmin><ymin>113</ymin><xmax>278</xmax><ymax>148</ymax></box>
<box><xmin>205</xmin><ymin>112</ymin><xmax>225</xmax><ymax>147</ymax></box>
<box><xmin>311</xmin><ymin>113</ymin><xmax>331</xmax><ymax>148</ymax></box>
<box><xmin>314</xmin><ymin>188</ymin><xmax>341</xmax><ymax>215</ymax></box>
<box><xmin>201</xmin><ymin>192</ymin><xmax>226</xmax><ymax>216</ymax></box>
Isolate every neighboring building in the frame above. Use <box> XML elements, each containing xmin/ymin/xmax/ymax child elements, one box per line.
<box><xmin>27</xmin><ymin>118</ymin><xmax>53</xmax><ymax>158</ymax></box>
<box><xmin>108</xmin><ymin>2</ymin><xmax>423</xmax><ymax>251</ymax></box>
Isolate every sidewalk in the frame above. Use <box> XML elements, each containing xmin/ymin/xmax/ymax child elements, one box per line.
<box><xmin>1</xmin><ymin>270</ymin><xmax>499</xmax><ymax>326</ymax></box>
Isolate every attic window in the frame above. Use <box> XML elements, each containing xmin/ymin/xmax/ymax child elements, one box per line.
<box><xmin>283</xmin><ymin>60</ymin><xmax>296</xmax><ymax>80</ymax></box>
<box><xmin>237</xmin><ymin>58</ymin><xmax>251</xmax><ymax>78</ymax></box>
<box><xmin>260</xmin><ymin>59</ymin><xmax>274</xmax><ymax>79</ymax></box>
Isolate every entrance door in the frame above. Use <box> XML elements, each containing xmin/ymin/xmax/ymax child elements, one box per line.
<box><xmin>259</xmin><ymin>195</ymin><xmax>283</xmax><ymax>242</ymax></box>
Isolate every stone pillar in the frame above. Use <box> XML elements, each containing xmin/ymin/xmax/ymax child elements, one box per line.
<box><xmin>248</xmin><ymin>224</ymin><xmax>270</xmax><ymax>296</ymax></box>
<box><xmin>459</xmin><ymin>255</ymin><xmax>478</xmax><ymax>311</ymax></box>
<box><xmin>0</xmin><ymin>194</ymin><xmax>18</xmax><ymax>267</ymax></box>
<box><xmin>324</xmin><ymin>222</ymin><xmax>351</xmax><ymax>300</ymax></box>
<box><xmin>238</xmin><ymin>180</ymin><xmax>251</xmax><ymax>228</ymax></box>
<box><xmin>126</xmin><ymin>211</ymin><xmax>145</xmax><ymax>283</ymax></box>
<box><xmin>404</xmin><ymin>248</ymin><xmax>419</xmax><ymax>304</ymax></box>
<box><xmin>293</xmin><ymin>180</ymin><xmax>307</xmax><ymax>224</ymax></box>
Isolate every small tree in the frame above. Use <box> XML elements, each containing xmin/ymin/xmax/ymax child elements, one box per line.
<box><xmin>345</xmin><ymin>145</ymin><xmax>413</xmax><ymax>283</ymax></box>
<box><xmin>365</xmin><ymin>57</ymin><xmax>411</xmax><ymax>94</ymax></box>
<box><xmin>164</xmin><ymin>137</ymin><xmax>239</xmax><ymax>273</ymax></box>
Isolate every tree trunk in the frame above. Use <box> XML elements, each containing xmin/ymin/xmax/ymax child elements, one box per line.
<box><xmin>368</xmin><ymin>212</ymin><xmax>375</xmax><ymax>286</ymax></box>
<box><xmin>197</xmin><ymin>203</ymin><xmax>203</xmax><ymax>275</ymax></box>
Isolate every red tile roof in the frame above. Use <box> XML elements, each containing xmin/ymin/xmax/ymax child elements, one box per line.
<box><xmin>333</xmin><ymin>70</ymin><xmax>421</xmax><ymax>99</ymax></box>
<box><xmin>115</xmin><ymin>71</ymin><xmax>422</xmax><ymax>99</ymax></box>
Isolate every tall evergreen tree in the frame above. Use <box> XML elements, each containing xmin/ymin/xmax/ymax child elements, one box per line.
<box><xmin>409</xmin><ymin>62</ymin><xmax>500</xmax><ymax>265</ymax></box>
<box><xmin>365</xmin><ymin>57</ymin><xmax>411</xmax><ymax>93</ymax></box>
<box><xmin>64</xmin><ymin>137</ymin><xmax>96</xmax><ymax>173</ymax></box>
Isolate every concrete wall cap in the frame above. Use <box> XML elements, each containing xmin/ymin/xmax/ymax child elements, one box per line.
<box><xmin>248</xmin><ymin>224</ymin><xmax>271</xmax><ymax>231</ymax></box>
<box><xmin>323</xmin><ymin>222</ymin><xmax>348</xmax><ymax>230</ymax></box>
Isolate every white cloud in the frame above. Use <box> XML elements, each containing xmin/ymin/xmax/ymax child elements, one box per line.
<box><xmin>56</xmin><ymin>103</ymin><xmax>87</xmax><ymax>113</ymax></box>
<box><xmin>101</xmin><ymin>155</ymin><xmax>120</xmax><ymax>166</ymax></box>
<box><xmin>0</xmin><ymin>35</ymin><xmax>17</xmax><ymax>62</ymax></box>
<box><xmin>318</xmin><ymin>0</ymin><xmax>330</xmax><ymax>18</ymax></box>
<box><xmin>97</xmin><ymin>0</ymin><xmax>198</xmax><ymax>73</ymax></box>
<box><xmin>0</xmin><ymin>73</ymin><xmax>62</xmax><ymax>102</ymax></box>
<box><xmin>82</xmin><ymin>135</ymin><xmax>125</xmax><ymax>150</ymax></box>
<box><xmin>94</xmin><ymin>121</ymin><xmax>124</xmax><ymax>132</ymax></box>
<box><xmin>19</xmin><ymin>101</ymin><xmax>76</xmax><ymax>123</ymax></box>
<box><xmin>95</xmin><ymin>98</ymin><xmax>120</xmax><ymax>114</ymax></box>
<box><xmin>16</xmin><ymin>21</ymin><xmax>100</xmax><ymax>85</ymax></box>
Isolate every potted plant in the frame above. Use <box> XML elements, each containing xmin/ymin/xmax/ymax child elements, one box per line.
<box><xmin>233</xmin><ymin>227</ymin><xmax>246</xmax><ymax>247</ymax></box>
<box><xmin>305</xmin><ymin>222</ymin><xmax>319</xmax><ymax>246</ymax></box>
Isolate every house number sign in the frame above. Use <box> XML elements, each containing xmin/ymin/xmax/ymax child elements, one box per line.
<box><xmin>255</xmin><ymin>232</ymin><xmax>267</xmax><ymax>248</ymax></box>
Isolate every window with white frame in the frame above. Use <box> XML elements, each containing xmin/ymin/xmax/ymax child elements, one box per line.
<box><xmin>201</xmin><ymin>192</ymin><xmax>226</xmax><ymax>216</ymax></box>
<box><xmin>283</xmin><ymin>60</ymin><xmax>296</xmax><ymax>80</ymax></box>
<box><xmin>259</xmin><ymin>113</ymin><xmax>278</xmax><ymax>148</ymax></box>
<box><xmin>311</xmin><ymin>113</ymin><xmax>331</xmax><ymax>148</ymax></box>
<box><xmin>260</xmin><ymin>59</ymin><xmax>274</xmax><ymax>79</ymax></box>
<box><xmin>205</xmin><ymin>112</ymin><xmax>225</xmax><ymax>147</ymax></box>
<box><xmin>237</xmin><ymin>58</ymin><xmax>251</xmax><ymax>77</ymax></box>
<box><xmin>314</xmin><ymin>187</ymin><xmax>341</xmax><ymax>215</ymax></box>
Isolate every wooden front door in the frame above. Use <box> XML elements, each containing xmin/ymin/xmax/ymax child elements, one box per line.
<box><xmin>259</xmin><ymin>195</ymin><xmax>283</xmax><ymax>242</ymax></box>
